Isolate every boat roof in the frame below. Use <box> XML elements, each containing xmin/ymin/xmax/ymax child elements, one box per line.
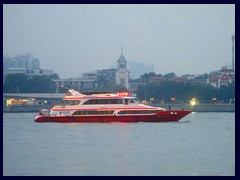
<box><xmin>64</xmin><ymin>89</ymin><xmax>134</xmax><ymax>100</ymax></box>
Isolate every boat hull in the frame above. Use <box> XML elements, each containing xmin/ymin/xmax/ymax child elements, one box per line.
<box><xmin>34</xmin><ymin>110</ymin><xmax>192</xmax><ymax>123</ymax></box>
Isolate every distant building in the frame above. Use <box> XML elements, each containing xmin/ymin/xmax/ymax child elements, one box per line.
<box><xmin>127</xmin><ymin>61</ymin><xmax>154</xmax><ymax>79</ymax></box>
<box><xmin>3</xmin><ymin>67</ymin><xmax>55</xmax><ymax>78</ymax></box>
<box><xmin>207</xmin><ymin>60</ymin><xmax>235</xmax><ymax>89</ymax></box>
<box><xmin>181</xmin><ymin>74</ymin><xmax>196</xmax><ymax>80</ymax></box>
<box><xmin>209</xmin><ymin>66</ymin><xmax>235</xmax><ymax>76</ymax></box>
<box><xmin>82</xmin><ymin>72</ymin><xmax>98</xmax><ymax>80</ymax></box>
<box><xmin>26</xmin><ymin>68</ymin><xmax>55</xmax><ymax>76</ymax></box>
<box><xmin>207</xmin><ymin>67</ymin><xmax>235</xmax><ymax>89</ymax></box>
<box><xmin>3</xmin><ymin>68</ymin><xmax>27</xmax><ymax>78</ymax></box>
<box><xmin>187</xmin><ymin>76</ymin><xmax>208</xmax><ymax>85</ymax></box>
<box><xmin>149</xmin><ymin>76</ymin><xmax>166</xmax><ymax>83</ymax></box>
<box><xmin>97</xmin><ymin>68</ymin><xmax>117</xmax><ymax>82</ymax></box>
<box><xmin>207</xmin><ymin>73</ymin><xmax>234</xmax><ymax>89</ymax></box>
<box><xmin>53</xmin><ymin>48</ymin><xmax>130</xmax><ymax>92</ymax></box>
<box><xmin>3</xmin><ymin>54</ymin><xmax>56</xmax><ymax>78</ymax></box>
<box><xmin>53</xmin><ymin>78</ymin><xmax>98</xmax><ymax>93</ymax></box>
<box><xmin>207</xmin><ymin>35</ymin><xmax>235</xmax><ymax>89</ymax></box>
<box><xmin>3</xmin><ymin>53</ymin><xmax>40</xmax><ymax>70</ymax></box>
<box><xmin>169</xmin><ymin>77</ymin><xmax>187</xmax><ymax>83</ymax></box>
<box><xmin>115</xmin><ymin>49</ymin><xmax>129</xmax><ymax>89</ymax></box>
<box><xmin>149</xmin><ymin>76</ymin><xmax>187</xmax><ymax>84</ymax></box>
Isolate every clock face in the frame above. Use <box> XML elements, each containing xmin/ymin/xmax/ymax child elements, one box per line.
<box><xmin>120</xmin><ymin>64</ymin><xmax>125</xmax><ymax>68</ymax></box>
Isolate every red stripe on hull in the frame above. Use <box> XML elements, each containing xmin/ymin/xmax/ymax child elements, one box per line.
<box><xmin>35</xmin><ymin>110</ymin><xmax>192</xmax><ymax>123</ymax></box>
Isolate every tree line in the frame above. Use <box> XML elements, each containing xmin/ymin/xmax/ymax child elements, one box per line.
<box><xmin>3</xmin><ymin>73</ymin><xmax>235</xmax><ymax>103</ymax></box>
<box><xmin>137</xmin><ymin>81</ymin><xmax>235</xmax><ymax>103</ymax></box>
<box><xmin>3</xmin><ymin>74</ymin><xmax>59</xmax><ymax>93</ymax></box>
<box><xmin>3</xmin><ymin>74</ymin><xmax>126</xmax><ymax>93</ymax></box>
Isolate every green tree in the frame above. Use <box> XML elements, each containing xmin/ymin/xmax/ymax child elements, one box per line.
<box><xmin>3</xmin><ymin>74</ymin><xmax>27</xmax><ymax>93</ymax></box>
<box><xmin>3</xmin><ymin>74</ymin><xmax>59</xmax><ymax>93</ymax></box>
<box><xmin>163</xmin><ymin>72</ymin><xmax>176</xmax><ymax>78</ymax></box>
<box><xmin>136</xmin><ymin>81</ymin><xmax>234</xmax><ymax>103</ymax></box>
<box><xmin>140</xmin><ymin>72</ymin><xmax>157</xmax><ymax>83</ymax></box>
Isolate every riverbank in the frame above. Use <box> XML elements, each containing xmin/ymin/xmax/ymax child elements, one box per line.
<box><xmin>152</xmin><ymin>103</ymin><xmax>235</xmax><ymax>112</ymax></box>
<box><xmin>3</xmin><ymin>105</ymin><xmax>49</xmax><ymax>113</ymax></box>
<box><xmin>3</xmin><ymin>103</ymin><xmax>235</xmax><ymax>113</ymax></box>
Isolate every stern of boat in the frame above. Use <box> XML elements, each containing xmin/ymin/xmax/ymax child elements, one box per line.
<box><xmin>34</xmin><ymin>109</ymin><xmax>50</xmax><ymax>122</ymax></box>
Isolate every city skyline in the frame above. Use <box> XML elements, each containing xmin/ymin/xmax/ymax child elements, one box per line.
<box><xmin>3</xmin><ymin>4</ymin><xmax>235</xmax><ymax>79</ymax></box>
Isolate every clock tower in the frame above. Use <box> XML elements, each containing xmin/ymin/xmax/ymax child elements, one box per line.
<box><xmin>116</xmin><ymin>46</ymin><xmax>129</xmax><ymax>89</ymax></box>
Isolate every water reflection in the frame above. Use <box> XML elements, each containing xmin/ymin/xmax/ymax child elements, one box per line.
<box><xmin>3</xmin><ymin>112</ymin><xmax>235</xmax><ymax>176</ymax></box>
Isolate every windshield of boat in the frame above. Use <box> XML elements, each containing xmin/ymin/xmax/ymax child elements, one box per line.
<box><xmin>123</xmin><ymin>98</ymin><xmax>139</xmax><ymax>105</ymax></box>
<box><xmin>128</xmin><ymin>98</ymin><xmax>139</xmax><ymax>104</ymax></box>
<box><xmin>83</xmin><ymin>98</ymin><xmax>139</xmax><ymax>105</ymax></box>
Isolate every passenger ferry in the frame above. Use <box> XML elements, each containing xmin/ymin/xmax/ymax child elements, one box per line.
<box><xmin>34</xmin><ymin>89</ymin><xmax>192</xmax><ymax>123</ymax></box>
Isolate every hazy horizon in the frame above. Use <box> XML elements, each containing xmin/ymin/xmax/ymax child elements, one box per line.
<box><xmin>3</xmin><ymin>4</ymin><xmax>235</xmax><ymax>79</ymax></box>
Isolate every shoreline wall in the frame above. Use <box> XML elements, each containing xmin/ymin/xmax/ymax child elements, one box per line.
<box><xmin>3</xmin><ymin>103</ymin><xmax>235</xmax><ymax>113</ymax></box>
<box><xmin>152</xmin><ymin>103</ymin><xmax>235</xmax><ymax>112</ymax></box>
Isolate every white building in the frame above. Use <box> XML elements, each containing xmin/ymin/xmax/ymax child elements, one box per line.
<box><xmin>115</xmin><ymin>51</ymin><xmax>129</xmax><ymax>89</ymax></box>
<box><xmin>3</xmin><ymin>68</ymin><xmax>26</xmax><ymax>76</ymax></box>
<box><xmin>207</xmin><ymin>64</ymin><xmax>235</xmax><ymax>89</ymax></box>
<box><xmin>207</xmin><ymin>73</ymin><xmax>234</xmax><ymax>89</ymax></box>
<box><xmin>26</xmin><ymin>68</ymin><xmax>55</xmax><ymax>76</ymax></box>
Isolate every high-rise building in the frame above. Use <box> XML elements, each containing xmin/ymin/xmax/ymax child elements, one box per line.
<box><xmin>3</xmin><ymin>54</ymin><xmax>55</xmax><ymax>79</ymax></box>
<box><xmin>127</xmin><ymin>62</ymin><xmax>154</xmax><ymax>79</ymax></box>
<box><xmin>3</xmin><ymin>53</ymin><xmax>40</xmax><ymax>70</ymax></box>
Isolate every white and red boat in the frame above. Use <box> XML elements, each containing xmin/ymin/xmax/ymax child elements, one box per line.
<box><xmin>34</xmin><ymin>89</ymin><xmax>192</xmax><ymax>123</ymax></box>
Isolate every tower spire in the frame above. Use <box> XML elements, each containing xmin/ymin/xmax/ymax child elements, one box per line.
<box><xmin>121</xmin><ymin>44</ymin><xmax>123</xmax><ymax>56</ymax></box>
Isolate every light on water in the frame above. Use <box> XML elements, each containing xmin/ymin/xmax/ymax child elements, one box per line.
<box><xmin>3</xmin><ymin>112</ymin><xmax>235</xmax><ymax>176</ymax></box>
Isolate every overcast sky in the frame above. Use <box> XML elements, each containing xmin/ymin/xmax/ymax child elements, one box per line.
<box><xmin>3</xmin><ymin>4</ymin><xmax>235</xmax><ymax>79</ymax></box>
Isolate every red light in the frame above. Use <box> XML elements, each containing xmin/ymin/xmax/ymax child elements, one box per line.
<box><xmin>117</xmin><ymin>91</ymin><xmax>130</xmax><ymax>96</ymax></box>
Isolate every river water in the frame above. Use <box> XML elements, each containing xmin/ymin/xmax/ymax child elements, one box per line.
<box><xmin>3</xmin><ymin>112</ymin><xmax>235</xmax><ymax>176</ymax></box>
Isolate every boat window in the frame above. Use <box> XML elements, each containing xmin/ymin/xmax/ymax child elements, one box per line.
<box><xmin>118</xmin><ymin>110</ymin><xmax>160</xmax><ymax>115</ymax></box>
<box><xmin>83</xmin><ymin>99</ymin><xmax>122</xmax><ymax>105</ymax></box>
<box><xmin>128</xmin><ymin>99</ymin><xmax>136</xmax><ymax>104</ymax></box>
<box><xmin>73</xmin><ymin>110</ymin><xmax>115</xmax><ymax>115</ymax></box>
<box><xmin>63</xmin><ymin>100</ymin><xmax>81</xmax><ymax>106</ymax></box>
<box><xmin>62</xmin><ymin>111</ymin><xmax>70</xmax><ymax>115</ymax></box>
<box><xmin>123</xmin><ymin>98</ymin><xmax>139</xmax><ymax>104</ymax></box>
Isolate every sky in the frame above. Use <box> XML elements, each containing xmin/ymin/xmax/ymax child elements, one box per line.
<box><xmin>3</xmin><ymin>4</ymin><xmax>235</xmax><ymax>79</ymax></box>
